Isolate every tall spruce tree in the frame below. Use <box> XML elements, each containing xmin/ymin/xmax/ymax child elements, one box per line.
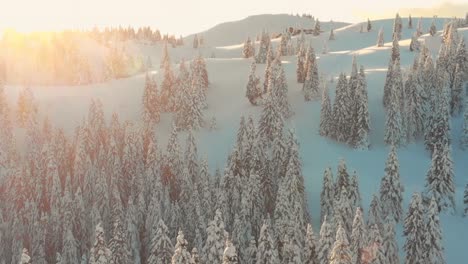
<box><xmin>424</xmin><ymin>197</ymin><xmax>445</xmax><ymax>264</ymax></box>
<box><xmin>404</xmin><ymin>192</ymin><xmax>426</xmax><ymax>264</ymax></box>
<box><xmin>380</xmin><ymin>146</ymin><xmax>404</xmax><ymax>222</ymax></box>
<box><xmin>319</xmin><ymin>83</ymin><xmax>333</xmax><ymax>137</ymax></box>
<box><xmin>329</xmin><ymin>225</ymin><xmax>352</xmax><ymax>264</ymax></box>
<box><xmin>320</xmin><ymin>167</ymin><xmax>335</xmax><ymax>223</ymax></box>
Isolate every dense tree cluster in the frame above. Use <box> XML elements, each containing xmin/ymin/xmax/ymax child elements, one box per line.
<box><xmin>320</xmin><ymin>57</ymin><xmax>370</xmax><ymax>149</ymax></box>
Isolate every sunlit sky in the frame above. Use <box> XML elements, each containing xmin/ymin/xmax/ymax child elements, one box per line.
<box><xmin>0</xmin><ymin>0</ymin><xmax>466</xmax><ymax>36</ymax></box>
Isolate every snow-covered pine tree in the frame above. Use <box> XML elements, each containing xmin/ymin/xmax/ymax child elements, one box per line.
<box><xmin>61</xmin><ymin>228</ymin><xmax>79</xmax><ymax>264</ymax></box>
<box><xmin>392</xmin><ymin>13</ymin><xmax>403</xmax><ymax>40</ymax></box>
<box><xmin>410</xmin><ymin>33</ymin><xmax>420</xmax><ymax>52</ymax></box>
<box><xmin>329</xmin><ymin>29</ymin><xmax>335</xmax><ymax>40</ymax></box>
<box><xmin>303</xmin><ymin>46</ymin><xmax>320</xmax><ymax>101</ymax></box>
<box><xmin>108</xmin><ymin>217</ymin><xmax>131</xmax><ymax>264</ymax></box>
<box><xmin>451</xmin><ymin>63</ymin><xmax>463</xmax><ymax>116</ymax></box>
<box><xmin>148</xmin><ymin>219</ymin><xmax>174</xmax><ymax>264</ymax></box>
<box><xmin>367</xmin><ymin>18</ymin><xmax>372</xmax><ymax>32</ymax></box>
<box><xmin>367</xmin><ymin>224</ymin><xmax>386</xmax><ymax>264</ymax></box>
<box><xmin>203</xmin><ymin>210</ymin><xmax>226</xmax><ymax>263</ymax></box>
<box><xmin>89</xmin><ymin>223</ymin><xmax>112</xmax><ymax>264</ymax></box>
<box><xmin>334</xmin><ymin>159</ymin><xmax>350</xmax><ymax>199</ymax></box>
<box><xmin>258</xmin><ymin>93</ymin><xmax>284</xmax><ymax>144</ymax></box>
<box><xmin>382</xmin><ymin>58</ymin><xmax>394</xmax><ymax>108</ymax></box>
<box><xmin>313</xmin><ymin>19</ymin><xmax>321</xmax><ymax>36</ymax></box>
<box><xmin>350</xmin><ymin>208</ymin><xmax>366</xmax><ymax>264</ymax></box>
<box><xmin>376</xmin><ymin>28</ymin><xmax>384</xmax><ymax>47</ymax></box>
<box><xmin>348</xmin><ymin>171</ymin><xmax>362</xmax><ymax>209</ymax></box>
<box><xmin>303</xmin><ymin>224</ymin><xmax>318</xmax><ymax>264</ymax></box>
<box><xmin>296</xmin><ymin>45</ymin><xmax>307</xmax><ymax>83</ymax></box>
<box><xmin>384</xmin><ymin>64</ymin><xmax>403</xmax><ymax>147</ymax></box>
<box><xmin>172</xmin><ymin>231</ymin><xmax>192</xmax><ymax>264</ymax></box>
<box><xmin>416</xmin><ymin>17</ymin><xmax>423</xmax><ymax>36</ymax></box>
<box><xmin>142</xmin><ymin>73</ymin><xmax>160</xmax><ymax>124</ymax></box>
<box><xmin>222</xmin><ymin>239</ymin><xmax>239</xmax><ymax>264</ymax></box>
<box><xmin>246</xmin><ymin>61</ymin><xmax>262</xmax><ymax>105</ymax></box>
<box><xmin>424</xmin><ymin>197</ymin><xmax>445</xmax><ymax>264</ymax></box>
<box><xmin>382</xmin><ymin>218</ymin><xmax>399</xmax><ymax>264</ymax></box>
<box><xmin>321</xmin><ymin>167</ymin><xmax>335</xmax><ymax>223</ymax></box>
<box><xmin>263</xmin><ymin>47</ymin><xmax>275</xmax><ymax>93</ymax></box>
<box><xmin>425</xmin><ymin>144</ymin><xmax>456</xmax><ymax>213</ymax></box>
<box><xmin>332</xmin><ymin>73</ymin><xmax>350</xmax><ymax>142</ymax></box>
<box><xmin>462</xmin><ymin>97</ymin><xmax>468</xmax><ymax>149</ymax></box>
<box><xmin>317</xmin><ymin>216</ymin><xmax>334</xmax><ymax>264</ymax></box>
<box><xmin>367</xmin><ymin>195</ymin><xmax>383</xmax><ymax>232</ymax></box>
<box><xmin>280</xmin><ymin>33</ymin><xmax>288</xmax><ymax>56</ymax></box>
<box><xmin>193</xmin><ymin>35</ymin><xmax>199</xmax><ymax>48</ymax></box>
<box><xmin>404</xmin><ymin>192</ymin><xmax>426</xmax><ymax>264</ymax></box>
<box><xmin>319</xmin><ymin>83</ymin><xmax>333</xmax><ymax>137</ymax></box>
<box><xmin>244</xmin><ymin>239</ymin><xmax>257</xmax><ymax>264</ymax></box>
<box><xmin>334</xmin><ymin>186</ymin><xmax>354</xmax><ymax>235</ymax></box>
<box><xmin>464</xmin><ymin>183</ymin><xmax>468</xmax><ymax>216</ymax></box>
<box><xmin>380</xmin><ymin>146</ymin><xmax>404</xmax><ymax>222</ymax></box>
<box><xmin>256</xmin><ymin>221</ymin><xmax>279</xmax><ymax>264</ymax></box>
<box><xmin>329</xmin><ymin>224</ymin><xmax>352</xmax><ymax>264</ymax></box>
<box><xmin>191</xmin><ymin>247</ymin><xmax>201</xmax><ymax>264</ymax></box>
<box><xmin>430</xmin><ymin>20</ymin><xmax>437</xmax><ymax>36</ymax></box>
<box><xmin>408</xmin><ymin>14</ymin><xmax>413</xmax><ymax>28</ymax></box>
<box><xmin>243</xmin><ymin>37</ymin><xmax>255</xmax><ymax>58</ymax></box>
<box><xmin>160</xmin><ymin>52</ymin><xmax>176</xmax><ymax>112</ymax></box>
<box><xmin>255</xmin><ymin>30</ymin><xmax>270</xmax><ymax>64</ymax></box>
<box><xmin>353</xmin><ymin>66</ymin><xmax>370</xmax><ymax>149</ymax></box>
<box><xmin>272</xmin><ymin>62</ymin><xmax>292</xmax><ymax>118</ymax></box>
<box><xmin>20</xmin><ymin>248</ymin><xmax>31</xmax><ymax>264</ymax></box>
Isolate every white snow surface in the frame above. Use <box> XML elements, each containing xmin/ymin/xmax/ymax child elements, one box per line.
<box><xmin>3</xmin><ymin>15</ymin><xmax>468</xmax><ymax>263</ymax></box>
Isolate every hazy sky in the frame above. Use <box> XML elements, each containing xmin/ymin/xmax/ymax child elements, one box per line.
<box><xmin>1</xmin><ymin>0</ymin><xmax>466</xmax><ymax>35</ymax></box>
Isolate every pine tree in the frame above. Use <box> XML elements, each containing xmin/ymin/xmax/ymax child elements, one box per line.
<box><xmin>203</xmin><ymin>210</ymin><xmax>226</xmax><ymax>263</ymax></box>
<box><xmin>317</xmin><ymin>216</ymin><xmax>334</xmax><ymax>264</ymax></box>
<box><xmin>350</xmin><ymin>208</ymin><xmax>366</xmax><ymax>264</ymax></box>
<box><xmin>424</xmin><ymin>197</ymin><xmax>445</xmax><ymax>264</ymax></box>
<box><xmin>416</xmin><ymin>17</ymin><xmax>423</xmax><ymax>36</ymax></box>
<box><xmin>313</xmin><ymin>19</ymin><xmax>321</xmax><ymax>36</ymax></box>
<box><xmin>246</xmin><ymin>61</ymin><xmax>262</xmax><ymax>105</ymax></box>
<box><xmin>329</xmin><ymin>224</ymin><xmax>352</xmax><ymax>264</ymax></box>
<box><xmin>329</xmin><ymin>29</ymin><xmax>335</xmax><ymax>40</ymax></box>
<box><xmin>148</xmin><ymin>220</ymin><xmax>173</xmax><ymax>264</ymax></box>
<box><xmin>303</xmin><ymin>46</ymin><xmax>320</xmax><ymax>101</ymax></box>
<box><xmin>392</xmin><ymin>13</ymin><xmax>403</xmax><ymax>40</ymax></box>
<box><xmin>408</xmin><ymin>14</ymin><xmax>413</xmax><ymax>28</ymax></box>
<box><xmin>404</xmin><ymin>192</ymin><xmax>426</xmax><ymax>264</ymax></box>
<box><xmin>425</xmin><ymin>144</ymin><xmax>456</xmax><ymax>212</ymax></box>
<box><xmin>223</xmin><ymin>239</ymin><xmax>239</xmax><ymax>264</ymax></box>
<box><xmin>462</xmin><ymin>97</ymin><xmax>468</xmax><ymax>149</ymax></box>
<box><xmin>382</xmin><ymin>218</ymin><xmax>399</xmax><ymax>264</ymax></box>
<box><xmin>258</xmin><ymin>93</ymin><xmax>284</xmax><ymax>143</ymax></box>
<box><xmin>367</xmin><ymin>195</ymin><xmax>383</xmax><ymax>232</ymax></box>
<box><xmin>319</xmin><ymin>83</ymin><xmax>333</xmax><ymax>137</ymax></box>
<box><xmin>243</xmin><ymin>37</ymin><xmax>255</xmax><ymax>58</ymax></box>
<box><xmin>191</xmin><ymin>248</ymin><xmax>201</xmax><ymax>264</ymax></box>
<box><xmin>349</xmin><ymin>172</ymin><xmax>362</xmax><ymax>209</ymax></box>
<box><xmin>160</xmin><ymin>52</ymin><xmax>176</xmax><ymax>112</ymax></box>
<box><xmin>376</xmin><ymin>28</ymin><xmax>384</xmax><ymax>47</ymax></box>
<box><xmin>255</xmin><ymin>30</ymin><xmax>270</xmax><ymax>64</ymax></box>
<box><xmin>320</xmin><ymin>167</ymin><xmax>335</xmax><ymax>223</ymax></box>
<box><xmin>367</xmin><ymin>224</ymin><xmax>386</xmax><ymax>264</ymax></box>
<box><xmin>380</xmin><ymin>146</ymin><xmax>404</xmax><ymax>222</ymax></box>
<box><xmin>272</xmin><ymin>62</ymin><xmax>292</xmax><ymax>118</ymax></box>
<box><xmin>382</xmin><ymin>58</ymin><xmax>394</xmax><ymax>108</ymax></box>
<box><xmin>430</xmin><ymin>20</ymin><xmax>437</xmax><ymax>36</ymax></box>
<box><xmin>89</xmin><ymin>223</ymin><xmax>112</xmax><ymax>264</ymax></box>
<box><xmin>109</xmin><ymin>218</ymin><xmax>130</xmax><ymax>264</ymax></box>
<box><xmin>256</xmin><ymin>222</ymin><xmax>279</xmax><ymax>264</ymax></box>
<box><xmin>384</xmin><ymin>63</ymin><xmax>403</xmax><ymax>147</ymax></box>
<box><xmin>367</xmin><ymin>18</ymin><xmax>372</xmax><ymax>32</ymax></box>
<box><xmin>61</xmin><ymin>228</ymin><xmax>79</xmax><ymax>264</ymax></box>
<box><xmin>172</xmin><ymin>231</ymin><xmax>192</xmax><ymax>264</ymax></box>
<box><xmin>451</xmin><ymin>63</ymin><xmax>463</xmax><ymax>116</ymax></box>
<box><xmin>296</xmin><ymin>45</ymin><xmax>307</xmax><ymax>83</ymax></box>
<box><xmin>464</xmin><ymin>183</ymin><xmax>468</xmax><ymax>216</ymax></box>
<box><xmin>332</xmin><ymin>74</ymin><xmax>350</xmax><ymax>142</ymax></box>
<box><xmin>142</xmin><ymin>73</ymin><xmax>160</xmax><ymax>124</ymax></box>
<box><xmin>353</xmin><ymin>66</ymin><xmax>370</xmax><ymax>149</ymax></box>
<box><xmin>303</xmin><ymin>224</ymin><xmax>318</xmax><ymax>264</ymax></box>
<box><xmin>410</xmin><ymin>34</ymin><xmax>420</xmax><ymax>52</ymax></box>
<box><xmin>334</xmin><ymin>159</ymin><xmax>350</xmax><ymax>199</ymax></box>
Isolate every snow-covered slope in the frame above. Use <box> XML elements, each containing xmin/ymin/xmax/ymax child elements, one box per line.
<box><xmin>3</xmin><ymin>16</ymin><xmax>468</xmax><ymax>263</ymax></box>
<box><xmin>184</xmin><ymin>14</ymin><xmax>349</xmax><ymax>47</ymax></box>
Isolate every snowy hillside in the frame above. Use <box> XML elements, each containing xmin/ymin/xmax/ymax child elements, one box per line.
<box><xmin>184</xmin><ymin>14</ymin><xmax>349</xmax><ymax>47</ymax></box>
<box><xmin>1</xmin><ymin>13</ymin><xmax>468</xmax><ymax>264</ymax></box>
